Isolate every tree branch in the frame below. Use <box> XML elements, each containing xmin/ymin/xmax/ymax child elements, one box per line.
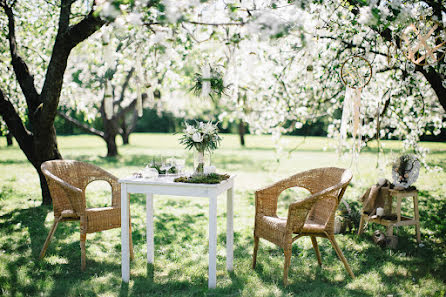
<box><xmin>416</xmin><ymin>65</ymin><xmax>446</xmax><ymax>112</ymax></box>
<box><xmin>40</xmin><ymin>7</ymin><xmax>107</xmax><ymax>130</ymax></box>
<box><xmin>57</xmin><ymin>110</ymin><xmax>105</xmax><ymax>138</ymax></box>
<box><xmin>0</xmin><ymin>88</ymin><xmax>36</xmax><ymax>166</ymax></box>
<box><xmin>64</xmin><ymin>10</ymin><xmax>107</xmax><ymax>48</ymax></box>
<box><xmin>116</xmin><ymin>93</ymin><xmax>148</xmax><ymax>120</ymax></box>
<box><xmin>116</xmin><ymin>67</ymin><xmax>135</xmax><ymax>104</ymax></box>
<box><xmin>319</xmin><ymin>35</ymin><xmax>387</xmax><ymax>57</ymax></box>
<box><xmin>183</xmin><ymin>20</ymin><xmax>246</xmax><ymax>26</ymax></box>
<box><xmin>375</xmin><ymin>66</ymin><xmax>400</xmax><ymax>74</ymax></box>
<box><xmin>1</xmin><ymin>2</ymin><xmax>40</xmax><ymax>113</ymax></box>
<box><xmin>58</xmin><ymin>0</ymin><xmax>72</xmax><ymax>35</ymax></box>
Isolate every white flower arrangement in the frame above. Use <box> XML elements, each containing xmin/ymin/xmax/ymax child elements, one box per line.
<box><xmin>180</xmin><ymin>121</ymin><xmax>221</xmax><ymax>153</ymax></box>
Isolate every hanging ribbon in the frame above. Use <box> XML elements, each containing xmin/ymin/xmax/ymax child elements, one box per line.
<box><xmin>201</xmin><ymin>64</ymin><xmax>211</xmax><ymax>98</ymax></box>
<box><xmin>339</xmin><ymin>87</ymin><xmax>351</xmax><ymax>151</ymax></box>
<box><xmin>104</xmin><ymin>81</ymin><xmax>113</xmax><ymax>120</ymax></box>
<box><xmin>231</xmin><ymin>49</ymin><xmax>239</xmax><ymax>102</ymax></box>
<box><xmin>135</xmin><ymin>52</ymin><xmax>143</xmax><ymax>117</ymax></box>
<box><xmin>103</xmin><ymin>43</ymin><xmax>113</xmax><ymax>69</ymax></box>
<box><xmin>352</xmin><ymin>87</ymin><xmax>363</xmax><ymax>156</ymax></box>
<box><xmin>339</xmin><ymin>87</ymin><xmax>362</xmax><ymax>155</ymax></box>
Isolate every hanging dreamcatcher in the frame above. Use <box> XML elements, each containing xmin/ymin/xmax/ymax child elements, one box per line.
<box><xmin>339</xmin><ymin>55</ymin><xmax>373</xmax><ymax>156</ymax></box>
<box><xmin>401</xmin><ymin>19</ymin><xmax>445</xmax><ymax>66</ymax></box>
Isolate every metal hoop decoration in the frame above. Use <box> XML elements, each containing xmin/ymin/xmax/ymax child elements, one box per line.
<box><xmin>401</xmin><ymin>21</ymin><xmax>446</xmax><ymax>66</ymax></box>
<box><xmin>340</xmin><ymin>55</ymin><xmax>373</xmax><ymax>89</ymax></box>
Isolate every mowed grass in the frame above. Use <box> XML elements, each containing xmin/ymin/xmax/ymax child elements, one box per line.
<box><xmin>0</xmin><ymin>133</ymin><xmax>445</xmax><ymax>297</ymax></box>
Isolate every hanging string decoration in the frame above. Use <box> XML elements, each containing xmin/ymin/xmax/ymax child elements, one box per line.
<box><xmin>104</xmin><ymin>81</ymin><xmax>114</xmax><ymax>120</ymax></box>
<box><xmin>339</xmin><ymin>55</ymin><xmax>373</xmax><ymax>154</ymax></box>
<box><xmin>102</xmin><ymin>29</ymin><xmax>114</xmax><ymax>120</ymax></box>
<box><xmin>401</xmin><ymin>20</ymin><xmax>445</xmax><ymax>66</ymax></box>
<box><xmin>386</xmin><ymin>41</ymin><xmax>398</xmax><ymax>67</ymax></box>
<box><xmin>134</xmin><ymin>51</ymin><xmax>144</xmax><ymax>117</ymax></box>
<box><xmin>201</xmin><ymin>64</ymin><xmax>211</xmax><ymax>98</ymax></box>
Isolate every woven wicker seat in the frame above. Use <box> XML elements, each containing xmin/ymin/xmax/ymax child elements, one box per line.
<box><xmin>39</xmin><ymin>160</ymin><xmax>134</xmax><ymax>270</ymax></box>
<box><xmin>252</xmin><ymin>167</ymin><xmax>355</xmax><ymax>285</ymax></box>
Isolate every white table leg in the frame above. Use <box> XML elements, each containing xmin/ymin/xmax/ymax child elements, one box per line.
<box><xmin>226</xmin><ymin>187</ymin><xmax>234</xmax><ymax>271</ymax></box>
<box><xmin>146</xmin><ymin>193</ymin><xmax>154</xmax><ymax>263</ymax></box>
<box><xmin>121</xmin><ymin>184</ymin><xmax>130</xmax><ymax>283</ymax></box>
<box><xmin>208</xmin><ymin>194</ymin><xmax>217</xmax><ymax>289</ymax></box>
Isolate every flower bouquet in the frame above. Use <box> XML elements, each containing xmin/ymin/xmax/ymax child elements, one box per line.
<box><xmin>179</xmin><ymin>121</ymin><xmax>221</xmax><ymax>175</ymax></box>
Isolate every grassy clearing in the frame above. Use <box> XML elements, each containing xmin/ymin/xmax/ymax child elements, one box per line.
<box><xmin>0</xmin><ymin>133</ymin><xmax>445</xmax><ymax>296</ymax></box>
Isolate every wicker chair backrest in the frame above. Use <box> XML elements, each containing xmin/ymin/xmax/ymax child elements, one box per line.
<box><xmin>41</xmin><ymin>160</ymin><xmax>118</xmax><ymax>218</ymax></box>
<box><xmin>305</xmin><ymin>168</ymin><xmax>352</xmax><ymax>231</ymax></box>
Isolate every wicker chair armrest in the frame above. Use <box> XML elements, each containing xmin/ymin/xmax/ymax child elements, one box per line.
<box><xmin>41</xmin><ymin>168</ymin><xmax>84</xmax><ymax>214</ymax></box>
<box><xmin>42</xmin><ymin>168</ymin><xmax>82</xmax><ymax>195</ymax></box>
<box><xmin>286</xmin><ymin>182</ymin><xmax>346</xmax><ymax>233</ymax></box>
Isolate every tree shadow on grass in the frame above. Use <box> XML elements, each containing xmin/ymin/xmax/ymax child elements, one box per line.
<box><xmin>2</xmin><ymin>193</ymin><xmax>445</xmax><ymax>296</ymax></box>
<box><xmin>0</xmin><ymin>205</ymin><xmax>125</xmax><ymax>296</ymax></box>
<box><xmin>0</xmin><ymin>159</ymin><xmax>30</xmax><ymax>165</ymax></box>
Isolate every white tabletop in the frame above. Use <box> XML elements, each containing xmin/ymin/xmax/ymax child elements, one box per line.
<box><xmin>119</xmin><ymin>174</ymin><xmax>232</xmax><ymax>185</ymax></box>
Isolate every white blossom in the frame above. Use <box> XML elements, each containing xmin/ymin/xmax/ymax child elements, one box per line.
<box><xmin>192</xmin><ymin>132</ymin><xmax>203</xmax><ymax>143</ymax></box>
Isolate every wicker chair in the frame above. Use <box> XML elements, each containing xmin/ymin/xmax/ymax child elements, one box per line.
<box><xmin>39</xmin><ymin>160</ymin><xmax>134</xmax><ymax>270</ymax></box>
<box><xmin>252</xmin><ymin>167</ymin><xmax>354</xmax><ymax>285</ymax></box>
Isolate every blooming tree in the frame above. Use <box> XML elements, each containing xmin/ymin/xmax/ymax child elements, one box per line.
<box><xmin>182</xmin><ymin>0</ymin><xmax>445</xmax><ymax>160</ymax></box>
<box><xmin>1</xmin><ymin>0</ymin><xmax>444</xmax><ymax>204</ymax></box>
<box><xmin>0</xmin><ymin>0</ymin><xmax>107</xmax><ymax>204</ymax></box>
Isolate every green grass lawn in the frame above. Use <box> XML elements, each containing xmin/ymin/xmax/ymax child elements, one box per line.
<box><xmin>0</xmin><ymin>133</ymin><xmax>445</xmax><ymax>296</ymax></box>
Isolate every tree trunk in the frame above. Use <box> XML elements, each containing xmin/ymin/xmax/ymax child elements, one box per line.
<box><xmin>120</xmin><ymin>118</ymin><xmax>130</xmax><ymax>145</ymax></box>
<box><xmin>417</xmin><ymin>66</ymin><xmax>446</xmax><ymax>112</ymax></box>
<box><xmin>102</xmin><ymin>104</ymin><xmax>120</xmax><ymax>157</ymax></box>
<box><xmin>6</xmin><ymin>133</ymin><xmax>13</xmax><ymax>146</ymax></box>
<box><xmin>121</xmin><ymin>132</ymin><xmax>130</xmax><ymax>145</ymax></box>
<box><xmin>105</xmin><ymin>133</ymin><xmax>118</xmax><ymax>157</ymax></box>
<box><xmin>0</xmin><ymin>89</ymin><xmax>62</xmax><ymax>205</ymax></box>
<box><xmin>38</xmin><ymin>167</ymin><xmax>52</xmax><ymax>205</ymax></box>
<box><xmin>33</xmin><ymin>124</ymin><xmax>62</xmax><ymax>205</ymax></box>
<box><xmin>238</xmin><ymin>120</ymin><xmax>246</xmax><ymax>146</ymax></box>
<box><xmin>120</xmin><ymin>109</ymin><xmax>139</xmax><ymax>145</ymax></box>
<box><xmin>0</xmin><ymin>1</ymin><xmax>106</xmax><ymax>204</ymax></box>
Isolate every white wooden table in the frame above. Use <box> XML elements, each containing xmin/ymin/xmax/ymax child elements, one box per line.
<box><xmin>119</xmin><ymin>175</ymin><xmax>235</xmax><ymax>289</ymax></box>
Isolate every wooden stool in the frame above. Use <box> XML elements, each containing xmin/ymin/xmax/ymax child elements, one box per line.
<box><xmin>358</xmin><ymin>188</ymin><xmax>421</xmax><ymax>243</ymax></box>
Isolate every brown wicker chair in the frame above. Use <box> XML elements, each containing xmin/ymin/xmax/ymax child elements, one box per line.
<box><xmin>39</xmin><ymin>160</ymin><xmax>134</xmax><ymax>270</ymax></box>
<box><xmin>252</xmin><ymin>167</ymin><xmax>354</xmax><ymax>285</ymax></box>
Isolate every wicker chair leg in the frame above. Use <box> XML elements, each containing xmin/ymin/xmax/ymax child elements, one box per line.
<box><xmin>39</xmin><ymin>218</ymin><xmax>60</xmax><ymax>259</ymax></box>
<box><xmin>310</xmin><ymin>236</ymin><xmax>322</xmax><ymax>266</ymax></box>
<box><xmin>252</xmin><ymin>236</ymin><xmax>259</xmax><ymax>269</ymax></box>
<box><xmin>327</xmin><ymin>234</ymin><xmax>355</xmax><ymax>278</ymax></box>
<box><xmin>129</xmin><ymin>220</ymin><xmax>134</xmax><ymax>260</ymax></box>
<box><xmin>80</xmin><ymin>233</ymin><xmax>87</xmax><ymax>271</ymax></box>
<box><xmin>283</xmin><ymin>247</ymin><xmax>292</xmax><ymax>286</ymax></box>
